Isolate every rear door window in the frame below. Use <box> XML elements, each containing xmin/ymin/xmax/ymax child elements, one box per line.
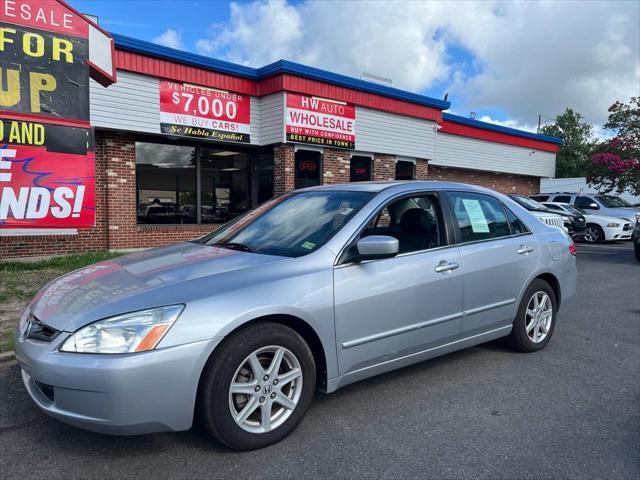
<box><xmin>553</xmin><ymin>195</ymin><xmax>571</xmax><ymax>203</ymax></box>
<box><xmin>447</xmin><ymin>192</ymin><xmax>511</xmax><ymax>243</ymax></box>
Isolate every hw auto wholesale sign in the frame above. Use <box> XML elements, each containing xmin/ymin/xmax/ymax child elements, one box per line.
<box><xmin>0</xmin><ymin>0</ymin><xmax>114</xmax><ymax>228</ymax></box>
<box><xmin>160</xmin><ymin>81</ymin><xmax>251</xmax><ymax>143</ymax></box>
<box><xmin>285</xmin><ymin>93</ymin><xmax>355</xmax><ymax>149</ymax></box>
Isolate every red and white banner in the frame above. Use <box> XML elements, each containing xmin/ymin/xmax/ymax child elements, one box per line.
<box><xmin>0</xmin><ymin>0</ymin><xmax>89</xmax><ymax>38</ymax></box>
<box><xmin>0</xmin><ymin>143</ymin><xmax>95</xmax><ymax>228</ymax></box>
<box><xmin>159</xmin><ymin>81</ymin><xmax>251</xmax><ymax>143</ymax></box>
<box><xmin>285</xmin><ymin>93</ymin><xmax>356</xmax><ymax>149</ymax></box>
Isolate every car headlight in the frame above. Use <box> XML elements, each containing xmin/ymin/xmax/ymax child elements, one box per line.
<box><xmin>606</xmin><ymin>222</ymin><xmax>621</xmax><ymax>228</ymax></box>
<box><xmin>60</xmin><ymin>305</ymin><xmax>184</xmax><ymax>354</ymax></box>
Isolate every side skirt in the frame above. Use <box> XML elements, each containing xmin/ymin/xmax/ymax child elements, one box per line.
<box><xmin>325</xmin><ymin>325</ymin><xmax>512</xmax><ymax>393</ymax></box>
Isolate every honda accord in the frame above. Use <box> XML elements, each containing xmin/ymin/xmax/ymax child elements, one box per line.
<box><xmin>15</xmin><ymin>181</ymin><xmax>577</xmax><ymax>450</ymax></box>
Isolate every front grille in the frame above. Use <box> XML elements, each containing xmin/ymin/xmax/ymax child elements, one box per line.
<box><xmin>34</xmin><ymin>381</ymin><xmax>55</xmax><ymax>402</ymax></box>
<box><xmin>542</xmin><ymin>217</ymin><xmax>564</xmax><ymax>228</ymax></box>
<box><xmin>25</xmin><ymin>315</ymin><xmax>60</xmax><ymax>342</ymax></box>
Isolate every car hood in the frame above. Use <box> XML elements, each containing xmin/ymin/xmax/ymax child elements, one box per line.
<box><xmin>29</xmin><ymin>242</ymin><xmax>286</xmax><ymax>332</ymax></box>
<box><xmin>605</xmin><ymin>207</ymin><xmax>640</xmax><ymax>221</ymax></box>
<box><xmin>584</xmin><ymin>213</ymin><xmax>631</xmax><ymax>225</ymax></box>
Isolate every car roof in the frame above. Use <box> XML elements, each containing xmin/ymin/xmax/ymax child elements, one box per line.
<box><xmin>296</xmin><ymin>180</ymin><xmax>495</xmax><ymax>195</ymax></box>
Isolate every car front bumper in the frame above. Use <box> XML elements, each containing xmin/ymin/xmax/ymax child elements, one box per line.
<box><xmin>602</xmin><ymin>225</ymin><xmax>632</xmax><ymax>241</ymax></box>
<box><xmin>14</xmin><ymin>328</ymin><xmax>220</xmax><ymax>435</ymax></box>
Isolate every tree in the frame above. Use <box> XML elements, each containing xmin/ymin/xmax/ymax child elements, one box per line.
<box><xmin>540</xmin><ymin>108</ymin><xmax>595</xmax><ymax>178</ymax></box>
<box><xmin>587</xmin><ymin>97</ymin><xmax>640</xmax><ymax>195</ymax></box>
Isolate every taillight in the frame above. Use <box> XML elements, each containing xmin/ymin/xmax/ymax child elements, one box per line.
<box><xmin>569</xmin><ymin>242</ymin><xmax>577</xmax><ymax>256</ymax></box>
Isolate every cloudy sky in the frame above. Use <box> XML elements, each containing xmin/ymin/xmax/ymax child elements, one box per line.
<box><xmin>71</xmin><ymin>0</ymin><xmax>639</xmax><ymax>135</ymax></box>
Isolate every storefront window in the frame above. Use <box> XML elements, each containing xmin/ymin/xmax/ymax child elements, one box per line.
<box><xmin>136</xmin><ymin>141</ymin><xmax>273</xmax><ymax>225</ymax></box>
<box><xmin>136</xmin><ymin>143</ymin><xmax>197</xmax><ymax>224</ymax></box>
<box><xmin>295</xmin><ymin>150</ymin><xmax>321</xmax><ymax>189</ymax></box>
<box><xmin>256</xmin><ymin>154</ymin><xmax>274</xmax><ymax>204</ymax></box>
<box><xmin>350</xmin><ymin>156</ymin><xmax>372</xmax><ymax>182</ymax></box>
<box><xmin>395</xmin><ymin>160</ymin><xmax>415</xmax><ymax>180</ymax></box>
<box><xmin>200</xmin><ymin>149</ymin><xmax>249</xmax><ymax>224</ymax></box>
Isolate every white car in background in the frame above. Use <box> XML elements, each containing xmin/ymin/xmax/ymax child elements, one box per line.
<box><xmin>542</xmin><ymin>202</ymin><xmax>632</xmax><ymax>243</ymax></box>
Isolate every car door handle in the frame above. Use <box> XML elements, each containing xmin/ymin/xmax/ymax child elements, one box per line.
<box><xmin>434</xmin><ymin>261</ymin><xmax>460</xmax><ymax>273</ymax></box>
<box><xmin>517</xmin><ymin>245</ymin><xmax>535</xmax><ymax>255</ymax></box>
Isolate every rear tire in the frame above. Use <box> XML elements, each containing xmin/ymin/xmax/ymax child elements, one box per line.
<box><xmin>584</xmin><ymin>224</ymin><xmax>604</xmax><ymax>243</ymax></box>
<box><xmin>197</xmin><ymin>322</ymin><xmax>316</xmax><ymax>451</ymax></box>
<box><xmin>508</xmin><ymin>279</ymin><xmax>557</xmax><ymax>353</ymax></box>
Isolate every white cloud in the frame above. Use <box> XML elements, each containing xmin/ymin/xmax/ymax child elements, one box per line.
<box><xmin>194</xmin><ymin>0</ymin><xmax>640</xmax><ymax>128</ymax></box>
<box><xmin>153</xmin><ymin>29</ymin><xmax>183</xmax><ymax>49</ymax></box>
<box><xmin>476</xmin><ymin>115</ymin><xmax>538</xmax><ymax>134</ymax></box>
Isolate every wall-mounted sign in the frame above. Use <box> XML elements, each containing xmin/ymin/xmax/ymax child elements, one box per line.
<box><xmin>285</xmin><ymin>93</ymin><xmax>356</xmax><ymax>149</ymax></box>
<box><xmin>0</xmin><ymin>0</ymin><xmax>114</xmax><ymax>229</ymax></box>
<box><xmin>160</xmin><ymin>81</ymin><xmax>251</xmax><ymax>143</ymax></box>
<box><xmin>0</xmin><ymin>118</ymin><xmax>95</xmax><ymax>227</ymax></box>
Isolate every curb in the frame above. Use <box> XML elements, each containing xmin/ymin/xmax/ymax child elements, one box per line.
<box><xmin>0</xmin><ymin>351</ymin><xmax>16</xmax><ymax>363</ymax></box>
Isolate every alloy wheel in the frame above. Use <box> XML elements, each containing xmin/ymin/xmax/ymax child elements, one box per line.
<box><xmin>584</xmin><ymin>226</ymin><xmax>600</xmax><ymax>243</ymax></box>
<box><xmin>525</xmin><ymin>291</ymin><xmax>553</xmax><ymax>344</ymax></box>
<box><xmin>228</xmin><ymin>346</ymin><xmax>303</xmax><ymax>434</ymax></box>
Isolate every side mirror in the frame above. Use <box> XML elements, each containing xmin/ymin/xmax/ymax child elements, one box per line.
<box><xmin>587</xmin><ymin>202</ymin><xmax>599</xmax><ymax>210</ymax></box>
<box><xmin>356</xmin><ymin>235</ymin><xmax>399</xmax><ymax>261</ymax></box>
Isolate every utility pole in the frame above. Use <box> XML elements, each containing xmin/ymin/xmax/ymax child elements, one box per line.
<box><xmin>537</xmin><ymin>114</ymin><xmax>542</xmax><ymax>133</ymax></box>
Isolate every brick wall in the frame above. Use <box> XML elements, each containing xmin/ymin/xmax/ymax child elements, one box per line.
<box><xmin>322</xmin><ymin>148</ymin><xmax>350</xmax><ymax>184</ymax></box>
<box><xmin>273</xmin><ymin>144</ymin><xmax>295</xmax><ymax>196</ymax></box>
<box><xmin>428</xmin><ymin>165</ymin><xmax>539</xmax><ymax>195</ymax></box>
<box><xmin>416</xmin><ymin>159</ymin><xmax>428</xmax><ymax>180</ymax></box>
<box><xmin>373</xmin><ymin>154</ymin><xmax>396</xmax><ymax>181</ymax></box>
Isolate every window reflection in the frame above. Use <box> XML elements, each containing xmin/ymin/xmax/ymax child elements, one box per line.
<box><xmin>135</xmin><ymin>142</ymin><xmax>273</xmax><ymax>225</ymax></box>
<box><xmin>136</xmin><ymin>143</ymin><xmax>196</xmax><ymax>224</ymax></box>
<box><xmin>200</xmin><ymin>149</ymin><xmax>249</xmax><ymax>224</ymax></box>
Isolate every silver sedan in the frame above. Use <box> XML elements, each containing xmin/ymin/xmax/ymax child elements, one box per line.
<box><xmin>15</xmin><ymin>181</ymin><xmax>577</xmax><ymax>450</ymax></box>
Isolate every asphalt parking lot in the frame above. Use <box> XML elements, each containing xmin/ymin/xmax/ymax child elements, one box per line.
<box><xmin>1</xmin><ymin>242</ymin><xmax>638</xmax><ymax>479</ymax></box>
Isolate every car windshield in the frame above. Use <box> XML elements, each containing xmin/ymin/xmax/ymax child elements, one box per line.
<box><xmin>511</xmin><ymin>195</ymin><xmax>546</xmax><ymax>211</ymax></box>
<box><xmin>595</xmin><ymin>195</ymin><xmax>632</xmax><ymax>208</ymax></box>
<box><xmin>200</xmin><ymin>190</ymin><xmax>374</xmax><ymax>257</ymax></box>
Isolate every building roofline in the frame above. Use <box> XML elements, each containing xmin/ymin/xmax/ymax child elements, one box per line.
<box><xmin>111</xmin><ymin>34</ymin><xmax>451</xmax><ymax>111</ymax></box>
<box><xmin>442</xmin><ymin>113</ymin><xmax>563</xmax><ymax>145</ymax></box>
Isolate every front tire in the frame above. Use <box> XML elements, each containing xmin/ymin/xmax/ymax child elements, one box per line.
<box><xmin>197</xmin><ymin>322</ymin><xmax>316</xmax><ymax>451</ymax></box>
<box><xmin>508</xmin><ymin>279</ymin><xmax>557</xmax><ymax>352</ymax></box>
<box><xmin>584</xmin><ymin>224</ymin><xmax>604</xmax><ymax>243</ymax></box>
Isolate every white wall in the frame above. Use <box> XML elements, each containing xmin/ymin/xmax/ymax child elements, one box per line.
<box><xmin>90</xmin><ymin>71</ymin><xmax>262</xmax><ymax>145</ymax></box>
<box><xmin>259</xmin><ymin>93</ymin><xmax>285</xmax><ymax>145</ymax></box>
<box><xmin>433</xmin><ymin>132</ymin><xmax>556</xmax><ymax>178</ymax></box>
<box><xmin>89</xmin><ymin>72</ymin><xmax>559</xmax><ymax>179</ymax></box>
<box><xmin>90</xmin><ymin>71</ymin><xmax>160</xmax><ymax>134</ymax></box>
<box><xmin>354</xmin><ymin>107</ymin><xmax>436</xmax><ymax>159</ymax></box>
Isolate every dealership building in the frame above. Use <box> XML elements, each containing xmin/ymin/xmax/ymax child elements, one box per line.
<box><xmin>1</xmin><ymin>30</ymin><xmax>561</xmax><ymax>259</ymax></box>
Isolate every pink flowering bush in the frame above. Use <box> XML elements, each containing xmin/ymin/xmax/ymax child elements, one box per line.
<box><xmin>588</xmin><ymin>97</ymin><xmax>640</xmax><ymax>195</ymax></box>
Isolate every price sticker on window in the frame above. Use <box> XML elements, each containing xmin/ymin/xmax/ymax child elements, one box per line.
<box><xmin>461</xmin><ymin>199</ymin><xmax>490</xmax><ymax>233</ymax></box>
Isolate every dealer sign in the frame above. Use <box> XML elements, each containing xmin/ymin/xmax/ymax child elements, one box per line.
<box><xmin>0</xmin><ymin>0</ymin><xmax>114</xmax><ymax>229</ymax></box>
<box><xmin>160</xmin><ymin>80</ymin><xmax>251</xmax><ymax>143</ymax></box>
<box><xmin>285</xmin><ymin>93</ymin><xmax>356</xmax><ymax>149</ymax></box>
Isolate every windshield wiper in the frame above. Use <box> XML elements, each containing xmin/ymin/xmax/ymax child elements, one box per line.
<box><xmin>212</xmin><ymin>242</ymin><xmax>254</xmax><ymax>253</ymax></box>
